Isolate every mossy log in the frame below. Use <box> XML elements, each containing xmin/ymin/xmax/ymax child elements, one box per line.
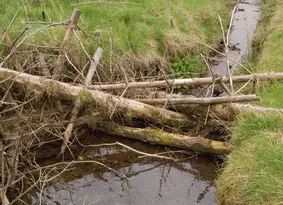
<box><xmin>0</xmin><ymin>67</ymin><xmax>196</xmax><ymax>128</ymax></box>
<box><xmin>98</xmin><ymin>123</ymin><xmax>233</xmax><ymax>154</ymax></box>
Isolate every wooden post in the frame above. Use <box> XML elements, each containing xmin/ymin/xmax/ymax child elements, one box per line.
<box><xmin>85</xmin><ymin>48</ymin><xmax>103</xmax><ymax>86</ymax></box>
<box><xmin>52</xmin><ymin>9</ymin><xmax>81</xmax><ymax>80</ymax></box>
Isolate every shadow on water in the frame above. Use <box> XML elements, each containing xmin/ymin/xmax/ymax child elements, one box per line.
<box><xmin>26</xmin><ymin>131</ymin><xmax>219</xmax><ymax>205</ymax></box>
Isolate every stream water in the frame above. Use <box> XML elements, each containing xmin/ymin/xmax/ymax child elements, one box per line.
<box><xmin>24</xmin><ymin>1</ymin><xmax>262</xmax><ymax>204</ymax></box>
<box><xmin>211</xmin><ymin>0</ymin><xmax>262</xmax><ymax>76</ymax></box>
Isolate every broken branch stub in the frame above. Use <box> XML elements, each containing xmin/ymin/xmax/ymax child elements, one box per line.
<box><xmin>85</xmin><ymin>48</ymin><xmax>103</xmax><ymax>86</ymax></box>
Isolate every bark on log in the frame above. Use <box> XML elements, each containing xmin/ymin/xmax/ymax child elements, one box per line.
<box><xmin>0</xmin><ymin>67</ymin><xmax>195</xmax><ymax>128</ymax></box>
<box><xmin>87</xmin><ymin>73</ymin><xmax>283</xmax><ymax>90</ymax></box>
<box><xmin>137</xmin><ymin>95</ymin><xmax>259</xmax><ymax>105</ymax></box>
<box><xmin>98</xmin><ymin>123</ymin><xmax>233</xmax><ymax>154</ymax></box>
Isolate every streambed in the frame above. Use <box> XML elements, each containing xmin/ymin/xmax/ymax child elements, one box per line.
<box><xmin>24</xmin><ymin>1</ymin><xmax>262</xmax><ymax>204</ymax></box>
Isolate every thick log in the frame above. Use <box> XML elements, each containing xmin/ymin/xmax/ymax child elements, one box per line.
<box><xmin>98</xmin><ymin>123</ymin><xmax>233</xmax><ymax>154</ymax></box>
<box><xmin>137</xmin><ymin>95</ymin><xmax>259</xmax><ymax>105</ymax></box>
<box><xmin>0</xmin><ymin>67</ymin><xmax>195</xmax><ymax>128</ymax></box>
<box><xmin>87</xmin><ymin>73</ymin><xmax>283</xmax><ymax>90</ymax></box>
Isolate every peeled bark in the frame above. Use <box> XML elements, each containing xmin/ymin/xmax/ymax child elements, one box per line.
<box><xmin>98</xmin><ymin>123</ymin><xmax>233</xmax><ymax>154</ymax></box>
<box><xmin>85</xmin><ymin>48</ymin><xmax>103</xmax><ymax>86</ymax></box>
<box><xmin>88</xmin><ymin>73</ymin><xmax>283</xmax><ymax>90</ymax></box>
<box><xmin>0</xmin><ymin>67</ymin><xmax>195</xmax><ymax>128</ymax></box>
<box><xmin>137</xmin><ymin>95</ymin><xmax>259</xmax><ymax>105</ymax></box>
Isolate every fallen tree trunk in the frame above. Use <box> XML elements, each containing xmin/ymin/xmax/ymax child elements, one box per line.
<box><xmin>137</xmin><ymin>95</ymin><xmax>259</xmax><ymax>105</ymax></box>
<box><xmin>87</xmin><ymin>73</ymin><xmax>283</xmax><ymax>90</ymax></box>
<box><xmin>0</xmin><ymin>67</ymin><xmax>196</xmax><ymax>128</ymax></box>
<box><xmin>97</xmin><ymin>122</ymin><xmax>233</xmax><ymax>154</ymax></box>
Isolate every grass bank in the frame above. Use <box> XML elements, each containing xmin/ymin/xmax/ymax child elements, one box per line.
<box><xmin>216</xmin><ymin>0</ymin><xmax>283</xmax><ymax>204</ymax></box>
<box><xmin>0</xmin><ymin>0</ymin><xmax>232</xmax><ymax>82</ymax></box>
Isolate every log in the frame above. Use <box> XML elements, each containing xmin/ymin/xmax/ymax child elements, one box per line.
<box><xmin>0</xmin><ymin>67</ymin><xmax>195</xmax><ymax>128</ymax></box>
<box><xmin>97</xmin><ymin>123</ymin><xmax>233</xmax><ymax>154</ymax></box>
<box><xmin>85</xmin><ymin>48</ymin><xmax>103</xmax><ymax>86</ymax></box>
<box><xmin>87</xmin><ymin>73</ymin><xmax>283</xmax><ymax>90</ymax></box>
<box><xmin>52</xmin><ymin>9</ymin><xmax>81</xmax><ymax>80</ymax></box>
<box><xmin>137</xmin><ymin>95</ymin><xmax>259</xmax><ymax>105</ymax></box>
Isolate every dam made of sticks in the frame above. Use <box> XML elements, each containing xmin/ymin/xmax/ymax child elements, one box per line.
<box><xmin>1</xmin><ymin>0</ymin><xmax>280</xmax><ymax>204</ymax></box>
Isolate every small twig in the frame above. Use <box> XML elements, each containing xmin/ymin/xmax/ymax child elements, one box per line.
<box><xmin>110</xmin><ymin>87</ymin><xmax>128</xmax><ymax>119</ymax></box>
<box><xmin>71</xmin><ymin>1</ymin><xmax>143</xmax><ymax>6</ymax></box>
<box><xmin>116</xmin><ymin>142</ymin><xmax>175</xmax><ymax>161</ymax></box>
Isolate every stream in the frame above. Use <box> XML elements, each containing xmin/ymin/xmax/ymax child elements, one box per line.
<box><xmin>24</xmin><ymin>1</ymin><xmax>262</xmax><ymax>204</ymax></box>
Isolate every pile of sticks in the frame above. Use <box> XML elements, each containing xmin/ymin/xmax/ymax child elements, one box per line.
<box><xmin>2</xmin><ymin>8</ymin><xmax>283</xmax><ymax>205</ymax></box>
<box><xmin>2</xmin><ymin>9</ymin><xmax>283</xmax><ymax>158</ymax></box>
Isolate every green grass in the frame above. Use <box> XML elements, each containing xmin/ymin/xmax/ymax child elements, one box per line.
<box><xmin>0</xmin><ymin>0</ymin><xmax>232</xmax><ymax>81</ymax></box>
<box><xmin>216</xmin><ymin>1</ymin><xmax>283</xmax><ymax>204</ymax></box>
<box><xmin>217</xmin><ymin>113</ymin><xmax>283</xmax><ymax>205</ymax></box>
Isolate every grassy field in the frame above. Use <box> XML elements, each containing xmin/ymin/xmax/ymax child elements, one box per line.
<box><xmin>216</xmin><ymin>0</ymin><xmax>283</xmax><ymax>204</ymax></box>
<box><xmin>0</xmin><ymin>0</ymin><xmax>231</xmax><ymax>82</ymax></box>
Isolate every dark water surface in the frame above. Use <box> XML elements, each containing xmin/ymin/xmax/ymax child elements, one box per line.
<box><xmin>27</xmin><ymin>132</ymin><xmax>219</xmax><ymax>205</ymax></box>
<box><xmin>211</xmin><ymin>0</ymin><xmax>262</xmax><ymax>76</ymax></box>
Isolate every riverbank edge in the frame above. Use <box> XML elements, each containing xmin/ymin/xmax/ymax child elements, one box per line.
<box><xmin>216</xmin><ymin>1</ymin><xmax>283</xmax><ymax>204</ymax></box>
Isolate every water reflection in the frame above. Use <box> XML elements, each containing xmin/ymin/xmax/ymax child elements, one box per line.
<box><xmin>28</xmin><ymin>132</ymin><xmax>218</xmax><ymax>205</ymax></box>
<box><xmin>29</xmin><ymin>164</ymin><xmax>216</xmax><ymax>205</ymax></box>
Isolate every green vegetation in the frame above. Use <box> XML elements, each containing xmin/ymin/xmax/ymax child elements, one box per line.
<box><xmin>0</xmin><ymin>0</ymin><xmax>231</xmax><ymax>81</ymax></box>
<box><xmin>217</xmin><ymin>0</ymin><xmax>283</xmax><ymax>204</ymax></box>
<box><xmin>171</xmin><ymin>56</ymin><xmax>206</xmax><ymax>78</ymax></box>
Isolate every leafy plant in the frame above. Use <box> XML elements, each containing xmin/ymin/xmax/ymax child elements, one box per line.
<box><xmin>171</xmin><ymin>56</ymin><xmax>205</xmax><ymax>79</ymax></box>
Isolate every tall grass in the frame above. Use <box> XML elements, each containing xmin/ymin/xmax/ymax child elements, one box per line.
<box><xmin>0</xmin><ymin>0</ymin><xmax>230</xmax><ymax>81</ymax></box>
<box><xmin>217</xmin><ymin>0</ymin><xmax>283</xmax><ymax>204</ymax></box>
